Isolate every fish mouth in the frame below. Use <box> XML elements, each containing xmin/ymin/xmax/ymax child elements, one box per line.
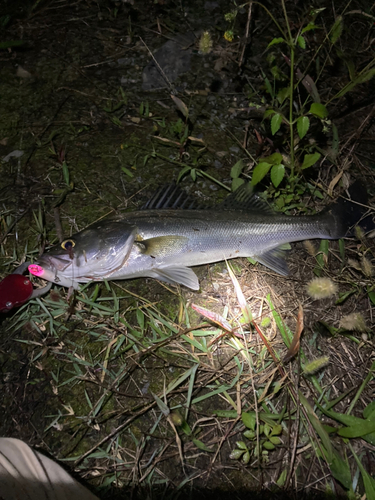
<box><xmin>38</xmin><ymin>254</ymin><xmax>73</xmax><ymax>272</ymax></box>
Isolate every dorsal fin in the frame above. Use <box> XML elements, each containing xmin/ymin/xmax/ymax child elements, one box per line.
<box><xmin>142</xmin><ymin>182</ymin><xmax>274</xmax><ymax>214</ymax></box>
<box><xmin>142</xmin><ymin>184</ymin><xmax>206</xmax><ymax>210</ymax></box>
<box><xmin>218</xmin><ymin>183</ymin><xmax>274</xmax><ymax>214</ymax></box>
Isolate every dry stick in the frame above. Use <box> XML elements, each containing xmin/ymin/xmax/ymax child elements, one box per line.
<box><xmin>139</xmin><ymin>37</ymin><xmax>175</xmax><ymax>92</ymax></box>
<box><xmin>53</xmin><ymin>207</ymin><xmax>64</xmax><ymax>243</ymax></box>
<box><xmin>74</xmin><ymin>401</ymin><xmax>156</xmax><ymax>467</ymax></box>
<box><xmin>341</xmin><ymin>104</ymin><xmax>375</xmax><ymax>151</ymax></box>
<box><xmin>238</xmin><ymin>2</ymin><xmax>253</xmax><ymax>69</ymax></box>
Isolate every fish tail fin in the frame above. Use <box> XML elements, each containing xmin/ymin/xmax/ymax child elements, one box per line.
<box><xmin>325</xmin><ymin>180</ymin><xmax>373</xmax><ymax>238</ymax></box>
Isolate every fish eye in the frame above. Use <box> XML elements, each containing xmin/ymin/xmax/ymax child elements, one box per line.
<box><xmin>61</xmin><ymin>239</ymin><xmax>75</xmax><ymax>251</ymax></box>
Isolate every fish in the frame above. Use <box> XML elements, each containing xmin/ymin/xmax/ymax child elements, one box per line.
<box><xmin>28</xmin><ymin>182</ymin><xmax>369</xmax><ymax>291</ymax></box>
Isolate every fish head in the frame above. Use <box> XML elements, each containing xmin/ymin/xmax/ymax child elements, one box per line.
<box><xmin>29</xmin><ymin>220</ymin><xmax>137</xmax><ymax>288</ymax></box>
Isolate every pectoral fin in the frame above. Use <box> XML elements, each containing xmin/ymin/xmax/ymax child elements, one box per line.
<box><xmin>149</xmin><ymin>266</ymin><xmax>200</xmax><ymax>290</ymax></box>
<box><xmin>254</xmin><ymin>247</ymin><xmax>289</xmax><ymax>276</ymax></box>
<box><xmin>136</xmin><ymin>235</ymin><xmax>188</xmax><ymax>258</ymax></box>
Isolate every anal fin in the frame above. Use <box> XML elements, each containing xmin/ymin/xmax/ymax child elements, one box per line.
<box><xmin>254</xmin><ymin>247</ymin><xmax>289</xmax><ymax>276</ymax></box>
<box><xmin>149</xmin><ymin>266</ymin><xmax>200</xmax><ymax>290</ymax></box>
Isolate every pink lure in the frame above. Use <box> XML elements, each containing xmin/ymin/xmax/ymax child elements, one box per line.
<box><xmin>0</xmin><ymin>274</ymin><xmax>34</xmax><ymax>313</ymax></box>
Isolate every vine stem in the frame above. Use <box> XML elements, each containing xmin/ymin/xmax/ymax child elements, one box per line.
<box><xmin>281</xmin><ymin>0</ymin><xmax>295</xmax><ymax>179</ymax></box>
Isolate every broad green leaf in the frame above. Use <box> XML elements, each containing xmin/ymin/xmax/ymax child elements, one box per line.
<box><xmin>242</xmin><ymin>412</ymin><xmax>256</xmax><ymax>430</ymax></box>
<box><xmin>362</xmin><ymin>469</ymin><xmax>375</xmax><ymax>500</ymax></box>
<box><xmin>177</xmin><ymin>165</ymin><xmax>192</xmax><ymax>182</ymax></box>
<box><xmin>268</xmin><ymin>37</ymin><xmax>285</xmax><ymax>48</ymax></box>
<box><xmin>236</xmin><ymin>441</ymin><xmax>248</xmax><ymax>450</ymax></box>
<box><xmin>297</xmin><ymin>116</ymin><xmax>310</xmax><ymax>139</ymax></box>
<box><xmin>269</xmin><ymin>436</ymin><xmax>281</xmax><ymax>445</ymax></box>
<box><xmin>242</xmin><ymin>450</ymin><xmax>251</xmax><ymax>464</ymax></box>
<box><xmin>180</xmin><ymin>420</ymin><xmax>192</xmax><ymax>436</ymax></box>
<box><xmin>276</xmin><ymin>470</ymin><xmax>287</xmax><ymax>487</ymax></box>
<box><xmin>212</xmin><ymin>410</ymin><xmax>237</xmax><ymax>418</ymax></box>
<box><xmin>335</xmin><ymin>290</ymin><xmax>355</xmax><ymax>305</ymax></box>
<box><xmin>263</xmin><ymin>441</ymin><xmax>275</xmax><ymax>450</ymax></box>
<box><xmin>192</xmin><ymin>438</ymin><xmax>214</xmax><ymax>452</ymax></box>
<box><xmin>243</xmin><ymin>430</ymin><xmax>255</xmax><ymax>439</ymax></box>
<box><xmin>121</xmin><ymin>167</ymin><xmax>134</xmax><ymax>177</ymax></box>
<box><xmin>355</xmin><ymin>67</ymin><xmax>375</xmax><ymax>84</ymax></box>
<box><xmin>271</xmin><ymin>164</ymin><xmax>285</xmax><ymax>188</ymax></box>
<box><xmin>314</xmin><ymin>239</ymin><xmax>329</xmax><ymax>275</ymax></box>
<box><xmin>277</xmin><ymin>86</ymin><xmax>290</xmax><ymax>105</ymax></box>
<box><xmin>368</xmin><ymin>288</ymin><xmax>375</xmax><ymax>306</ymax></box>
<box><xmin>251</xmin><ymin>162</ymin><xmax>272</xmax><ymax>186</ymax></box>
<box><xmin>171</xmin><ymin>94</ymin><xmax>189</xmax><ymax>118</ymax></box>
<box><xmin>151</xmin><ymin>392</ymin><xmax>169</xmax><ymax>416</ymax></box>
<box><xmin>363</xmin><ymin>401</ymin><xmax>375</xmax><ymax>420</ymax></box>
<box><xmin>231</xmin><ymin>160</ymin><xmax>244</xmax><ymax>179</ymax></box>
<box><xmin>316</xmin><ymin>402</ymin><xmax>375</xmax><ymax>446</ymax></box>
<box><xmin>271</xmin><ymin>113</ymin><xmax>282</xmax><ymax>135</ymax></box>
<box><xmin>230</xmin><ymin>449</ymin><xmax>245</xmax><ymax>460</ymax></box>
<box><xmin>62</xmin><ymin>162</ymin><xmax>70</xmax><ymax>186</ymax></box>
<box><xmin>263</xmin><ymin>74</ymin><xmax>273</xmax><ymax>97</ymax></box>
<box><xmin>351</xmin><ymin>448</ymin><xmax>375</xmax><ymax>500</ymax></box>
<box><xmin>0</xmin><ymin>40</ymin><xmax>25</xmax><ymax>49</ymax></box>
<box><xmin>309</xmin><ymin>103</ymin><xmax>328</xmax><ymax>118</ymax></box>
<box><xmin>263</xmin><ymin>109</ymin><xmax>275</xmax><ymax>119</ymax></box>
<box><xmin>297</xmin><ymin>36</ymin><xmax>306</xmax><ymax>49</ymax></box>
<box><xmin>334</xmin><ymin>68</ymin><xmax>375</xmax><ymax>99</ymax></box>
<box><xmin>302</xmin><ymin>22</ymin><xmax>317</xmax><ymax>34</ymax></box>
<box><xmin>338</xmin><ymin>419</ymin><xmax>375</xmax><ymax>438</ymax></box>
<box><xmin>301</xmin><ymin>152</ymin><xmax>321</xmax><ymax>170</ymax></box>
<box><xmin>330</xmin><ymin>16</ymin><xmax>343</xmax><ymax>45</ymax></box>
<box><xmin>299</xmin><ymin>391</ymin><xmax>333</xmax><ymax>464</ymax></box>
<box><xmin>330</xmin><ymin>448</ymin><xmax>352</xmax><ymax>490</ymax></box>
<box><xmin>259</xmin><ymin>152</ymin><xmax>283</xmax><ymax>165</ymax></box>
<box><xmin>232</xmin><ymin>177</ymin><xmax>245</xmax><ymax>191</ymax></box>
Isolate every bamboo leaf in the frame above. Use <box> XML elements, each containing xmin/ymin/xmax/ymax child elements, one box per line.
<box><xmin>299</xmin><ymin>391</ymin><xmax>333</xmax><ymax>464</ymax></box>
<box><xmin>330</xmin><ymin>448</ymin><xmax>352</xmax><ymax>490</ymax></box>
<box><xmin>192</xmin><ymin>438</ymin><xmax>214</xmax><ymax>452</ymax></box>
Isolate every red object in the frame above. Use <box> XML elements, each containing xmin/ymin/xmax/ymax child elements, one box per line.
<box><xmin>0</xmin><ymin>274</ymin><xmax>34</xmax><ymax>313</ymax></box>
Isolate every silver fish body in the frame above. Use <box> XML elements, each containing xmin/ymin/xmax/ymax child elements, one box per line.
<box><xmin>28</xmin><ymin>183</ymin><xmax>363</xmax><ymax>290</ymax></box>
